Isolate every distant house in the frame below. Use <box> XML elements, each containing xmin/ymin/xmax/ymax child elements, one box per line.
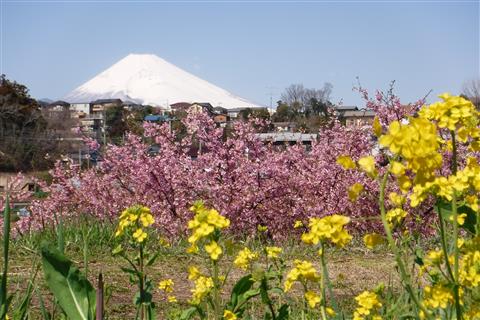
<box><xmin>170</xmin><ymin>102</ymin><xmax>192</xmax><ymax>113</ymax></box>
<box><xmin>70</xmin><ymin>103</ymin><xmax>90</xmax><ymax>117</ymax></box>
<box><xmin>227</xmin><ymin>107</ymin><xmax>247</xmax><ymax>119</ymax></box>
<box><xmin>272</xmin><ymin>122</ymin><xmax>297</xmax><ymax>132</ymax></box>
<box><xmin>123</xmin><ymin>101</ymin><xmax>143</xmax><ymax>111</ymax></box>
<box><xmin>213</xmin><ymin>106</ymin><xmax>228</xmax><ymax>115</ymax></box>
<box><xmin>190</xmin><ymin>102</ymin><xmax>214</xmax><ymax>115</ymax></box>
<box><xmin>343</xmin><ymin>110</ymin><xmax>376</xmax><ymax>127</ymax></box>
<box><xmin>0</xmin><ymin>173</ymin><xmax>35</xmax><ymax>193</ymax></box>
<box><xmin>333</xmin><ymin>105</ymin><xmax>358</xmax><ymax>117</ymax></box>
<box><xmin>213</xmin><ymin>114</ymin><xmax>228</xmax><ymax>127</ymax></box>
<box><xmin>91</xmin><ymin>99</ymin><xmax>123</xmax><ymax>112</ymax></box>
<box><xmin>47</xmin><ymin>100</ymin><xmax>70</xmax><ymax>111</ymax></box>
<box><xmin>255</xmin><ymin>132</ymin><xmax>317</xmax><ymax>148</ymax></box>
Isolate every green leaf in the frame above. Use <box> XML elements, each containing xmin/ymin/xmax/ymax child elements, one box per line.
<box><xmin>260</xmin><ymin>278</ymin><xmax>271</xmax><ymax>305</ymax></box>
<box><xmin>120</xmin><ymin>267</ymin><xmax>138</xmax><ymax>276</ymax></box>
<box><xmin>414</xmin><ymin>248</ymin><xmax>424</xmax><ymax>266</ymax></box>
<box><xmin>434</xmin><ymin>200</ymin><xmax>477</xmax><ymax>234</ymax></box>
<box><xmin>229</xmin><ymin>275</ymin><xmax>255</xmax><ymax>309</ymax></box>
<box><xmin>180</xmin><ymin>307</ymin><xmax>197</xmax><ymax>320</ymax></box>
<box><xmin>277</xmin><ymin>304</ymin><xmax>290</xmax><ymax>320</ymax></box>
<box><xmin>41</xmin><ymin>245</ymin><xmax>96</xmax><ymax>320</ymax></box>
<box><xmin>37</xmin><ymin>290</ymin><xmax>51</xmax><ymax>320</ymax></box>
<box><xmin>1</xmin><ymin>197</ymin><xmax>11</xmax><ymax>319</ymax></box>
<box><xmin>146</xmin><ymin>252</ymin><xmax>160</xmax><ymax>267</ymax></box>
<box><xmin>13</xmin><ymin>264</ymin><xmax>39</xmax><ymax>320</ymax></box>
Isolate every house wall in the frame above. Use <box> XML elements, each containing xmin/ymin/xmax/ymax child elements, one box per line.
<box><xmin>71</xmin><ymin>103</ymin><xmax>90</xmax><ymax>115</ymax></box>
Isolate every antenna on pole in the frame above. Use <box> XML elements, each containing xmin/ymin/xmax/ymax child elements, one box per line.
<box><xmin>266</xmin><ymin>86</ymin><xmax>277</xmax><ymax>109</ymax></box>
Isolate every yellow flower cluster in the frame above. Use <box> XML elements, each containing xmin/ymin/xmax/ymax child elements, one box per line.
<box><xmin>187</xmin><ymin>201</ymin><xmax>230</xmax><ymax>255</ymax></box>
<box><xmin>422</xmin><ymin>284</ymin><xmax>454</xmax><ymax>310</ymax></box>
<box><xmin>115</xmin><ymin>205</ymin><xmax>155</xmax><ymax>243</ymax></box>
<box><xmin>410</xmin><ymin>157</ymin><xmax>480</xmax><ymax>208</ymax></box>
<box><xmin>380</xmin><ymin>117</ymin><xmax>442</xmax><ymax>186</ymax></box>
<box><xmin>158</xmin><ymin>279</ymin><xmax>174</xmax><ymax>293</ymax></box>
<box><xmin>187</xmin><ymin>267</ymin><xmax>214</xmax><ymax>305</ymax></box>
<box><xmin>204</xmin><ymin>241</ymin><xmax>222</xmax><ymax>260</ymax></box>
<box><xmin>363</xmin><ymin>233</ymin><xmax>384</xmax><ymax>249</ymax></box>
<box><xmin>158</xmin><ymin>279</ymin><xmax>177</xmax><ymax>303</ymax></box>
<box><xmin>419</xmin><ymin>93</ymin><xmax>479</xmax><ymax>132</ymax></box>
<box><xmin>284</xmin><ymin>259</ymin><xmax>320</xmax><ymax>292</ymax></box>
<box><xmin>304</xmin><ymin>291</ymin><xmax>321</xmax><ymax>308</ymax></box>
<box><xmin>459</xmin><ymin>249</ymin><xmax>480</xmax><ymax>288</ymax></box>
<box><xmin>301</xmin><ymin>215</ymin><xmax>352</xmax><ymax>248</ymax></box>
<box><xmin>265</xmin><ymin>246</ymin><xmax>282</xmax><ymax>259</ymax></box>
<box><xmin>385</xmin><ymin>208</ymin><xmax>407</xmax><ymax>226</ymax></box>
<box><xmin>353</xmin><ymin>291</ymin><xmax>382</xmax><ymax>320</ymax></box>
<box><xmin>234</xmin><ymin>247</ymin><xmax>258</xmax><ymax>270</ymax></box>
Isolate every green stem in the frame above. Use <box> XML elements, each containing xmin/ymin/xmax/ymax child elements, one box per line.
<box><xmin>450</xmin><ymin>130</ymin><xmax>462</xmax><ymax>320</ymax></box>
<box><xmin>139</xmin><ymin>243</ymin><xmax>145</xmax><ymax>320</ymax></box>
<box><xmin>212</xmin><ymin>260</ymin><xmax>221</xmax><ymax>320</ymax></box>
<box><xmin>437</xmin><ymin>207</ymin><xmax>455</xmax><ymax>282</ymax></box>
<box><xmin>319</xmin><ymin>242</ymin><xmax>339</xmax><ymax>315</ymax></box>
<box><xmin>82</xmin><ymin>221</ymin><xmax>89</xmax><ymax>278</ymax></box>
<box><xmin>378</xmin><ymin>173</ymin><xmax>429</xmax><ymax>316</ymax></box>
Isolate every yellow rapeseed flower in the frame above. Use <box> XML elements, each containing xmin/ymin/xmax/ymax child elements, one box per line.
<box><xmin>372</xmin><ymin>116</ymin><xmax>383</xmax><ymax>137</ymax></box>
<box><xmin>358</xmin><ymin>156</ymin><xmax>377</xmax><ymax>178</ymax></box>
<box><xmin>301</xmin><ymin>215</ymin><xmax>352</xmax><ymax>248</ymax></box>
<box><xmin>139</xmin><ymin>212</ymin><xmax>155</xmax><ymax>227</ymax></box>
<box><xmin>388</xmin><ymin>192</ymin><xmax>405</xmax><ymax>207</ymax></box>
<box><xmin>353</xmin><ymin>290</ymin><xmax>382</xmax><ymax>319</ymax></box>
<box><xmin>266</xmin><ymin>246</ymin><xmax>282</xmax><ymax>259</ymax></box>
<box><xmin>423</xmin><ymin>284</ymin><xmax>454</xmax><ymax>309</ymax></box>
<box><xmin>363</xmin><ymin>233</ymin><xmax>384</xmax><ymax>249</ymax></box>
<box><xmin>132</xmin><ymin>228</ymin><xmax>147</xmax><ymax>243</ymax></box>
<box><xmin>459</xmin><ymin>250</ymin><xmax>480</xmax><ymax>288</ymax></box>
<box><xmin>187</xmin><ymin>201</ymin><xmax>230</xmax><ymax>246</ymax></box>
<box><xmin>336</xmin><ymin>155</ymin><xmax>356</xmax><ymax>169</ymax></box>
<box><xmin>234</xmin><ymin>248</ymin><xmax>258</xmax><ymax>270</ymax></box>
<box><xmin>348</xmin><ymin>183</ymin><xmax>364</xmax><ymax>202</ymax></box>
<box><xmin>204</xmin><ymin>241</ymin><xmax>223</xmax><ymax>260</ymax></box>
<box><xmin>223</xmin><ymin>310</ymin><xmax>237</xmax><ymax>320</ymax></box>
<box><xmin>326</xmin><ymin>307</ymin><xmax>336</xmax><ymax>316</ymax></box>
<box><xmin>188</xmin><ymin>266</ymin><xmax>201</xmax><ymax>280</ymax></box>
<box><xmin>389</xmin><ymin>161</ymin><xmax>405</xmax><ymax>176</ymax></box>
<box><xmin>284</xmin><ymin>260</ymin><xmax>320</xmax><ymax>292</ymax></box>
<box><xmin>158</xmin><ymin>279</ymin><xmax>174</xmax><ymax>293</ymax></box>
<box><xmin>257</xmin><ymin>225</ymin><xmax>268</xmax><ymax>232</ymax></box>
<box><xmin>115</xmin><ymin>205</ymin><xmax>154</xmax><ymax>240</ymax></box>
<box><xmin>190</xmin><ymin>276</ymin><xmax>214</xmax><ymax>305</ymax></box>
<box><xmin>304</xmin><ymin>291</ymin><xmax>321</xmax><ymax>308</ymax></box>
<box><xmin>294</xmin><ymin>220</ymin><xmax>304</xmax><ymax>228</ymax></box>
<box><xmin>385</xmin><ymin>208</ymin><xmax>407</xmax><ymax>226</ymax></box>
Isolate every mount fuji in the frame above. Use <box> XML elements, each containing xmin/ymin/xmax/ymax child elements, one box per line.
<box><xmin>64</xmin><ymin>54</ymin><xmax>264</xmax><ymax>109</ymax></box>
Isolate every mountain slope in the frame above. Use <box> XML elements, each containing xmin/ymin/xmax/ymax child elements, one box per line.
<box><xmin>64</xmin><ymin>54</ymin><xmax>264</xmax><ymax>109</ymax></box>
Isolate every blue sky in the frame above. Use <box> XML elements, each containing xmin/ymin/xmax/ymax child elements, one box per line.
<box><xmin>1</xmin><ymin>1</ymin><xmax>479</xmax><ymax>107</ymax></box>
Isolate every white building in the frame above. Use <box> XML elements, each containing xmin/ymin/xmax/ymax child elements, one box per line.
<box><xmin>70</xmin><ymin>103</ymin><xmax>90</xmax><ymax>116</ymax></box>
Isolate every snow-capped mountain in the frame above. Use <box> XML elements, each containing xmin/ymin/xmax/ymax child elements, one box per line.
<box><xmin>64</xmin><ymin>54</ymin><xmax>264</xmax><ymax>109</ymax></box>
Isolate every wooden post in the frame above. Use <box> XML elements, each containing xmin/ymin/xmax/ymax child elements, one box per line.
<box><xmin>96</xmin><ymin>273</ymin><xmax>104</xmax><ymax>320</ymax></box>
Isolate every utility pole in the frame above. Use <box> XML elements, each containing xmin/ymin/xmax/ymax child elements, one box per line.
<box><xmin>103</xmin><ymin>107</ymin><xmax>107</xmax><ymax>146</ymax></box>
<box><xmin>266</xmin><ymin>86</ymin><xmax>277</xmax><ymax>109</ymax></box>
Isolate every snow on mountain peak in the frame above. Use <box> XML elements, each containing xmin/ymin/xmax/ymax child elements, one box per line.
<box><xmin>64</xmin><ymin>53</ymin><xmax>264</xmax><ymax>109</ymax></box>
